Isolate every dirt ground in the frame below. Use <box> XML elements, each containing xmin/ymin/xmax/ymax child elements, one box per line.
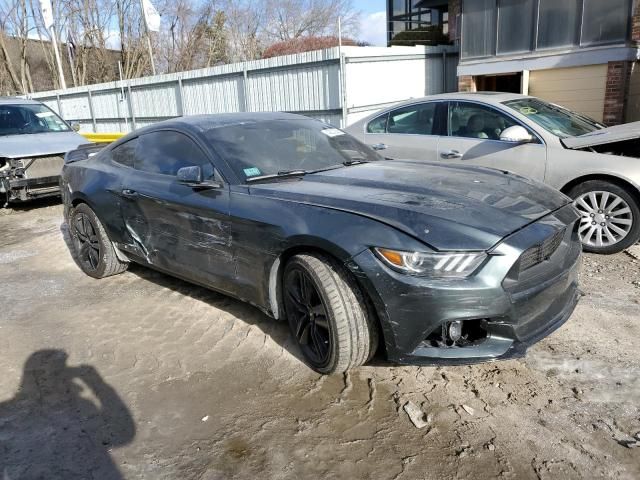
<box><xmin>1</xmin><ymin>200</ymin><xmax>639</xmax><ymax>480</ymax></box>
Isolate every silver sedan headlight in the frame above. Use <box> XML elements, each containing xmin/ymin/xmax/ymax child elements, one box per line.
<box><xmin>373</xmin><ymin>247</ymin><xmax>487</xmax><ymax>278</ymax></box>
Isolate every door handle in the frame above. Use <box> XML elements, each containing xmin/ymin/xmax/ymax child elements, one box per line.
<box><xmin>441</xmin><ymin>149</ymin><xmax>462</xmax><ymax>159</ymax></box>
<box><xmin>371</xmin><ymin>143</ymin><xmax>388</xmax><ymax>151</ymax></box>
<box><xmin>121</xmin><ymin>188</ymin><xmax>138</xmax><ymax>198</ymax></box>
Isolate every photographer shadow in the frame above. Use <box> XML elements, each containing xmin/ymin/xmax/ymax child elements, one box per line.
<box><xmin>0</xmin><ymin>349</ymin><xmax>135</xmax><ymax>479</ymax></box>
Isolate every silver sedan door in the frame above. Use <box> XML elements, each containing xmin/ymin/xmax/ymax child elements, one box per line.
<box><xmin>437</xmin><ymin>101</ymin><xmax>547</xmax><ymax>181</ymax></box>
<box><xmin>360</xmin><ymin>102</ymin><xmax>445</xmax><ymax>161</ymax></box>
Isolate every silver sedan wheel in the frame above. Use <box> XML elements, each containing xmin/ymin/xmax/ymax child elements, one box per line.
<box><xmin>575</xmin><ymin>191</ymin><xmax>634</xmax><ymax>248</ymax></box>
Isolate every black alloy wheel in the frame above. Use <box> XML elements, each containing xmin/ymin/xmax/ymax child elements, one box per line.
<box><xmin>73</xmin><ymin>212</ymin><xmax>101</xmax><ymax>273</ymax></box>
<box><xmin>69</xmin><ymin>203</ymin><xmax>128</xmax><ymax>279</ymax></box>
<box><xmin>284</xmin><ymin>267</ymin><xmax>332</xmax><ymax>368</ymax></box>
<box><xmin>282</xmin><ymin>253</ymin><xmax>377</xmax><ymax>374</ymax></box>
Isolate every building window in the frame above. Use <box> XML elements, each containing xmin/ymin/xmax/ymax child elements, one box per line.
<box><xmin>388</xmin><ymin>0</ymin><xmax>451</xmax><ymax>46</ymax></box>
<box><xmin>581</xmin><ymin>0</ymin><xmax>631</xmax><ymax>45</ymax></box>
<box><xmin>461</xmin><ymin>0</ymin><xmax>496</xmax><ymax>58</ymax></box>
<box><xmin>459</xmin><ymin>0</ymin><xmax>632</xmax><ymax>59</ymax></box>
<box><xmin>537</xmin><ymin>0</ymin><xmax>580</xmax><ymax>49</ymax></box>
<box><xmin>497</xmin><ymin>0</ymin><xmax>535</xmax><ymax>54</ymax></box>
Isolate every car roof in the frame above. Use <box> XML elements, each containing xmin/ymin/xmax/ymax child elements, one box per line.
<box><xmin>385</xmin><ymin>91</ymin><xmax>530</xmax><ymax>109</ymax></box>
<box><xmin>0</xmin><ymin>97</ymin><xmax>44</xmax><ymax>105</ymax></box>
<box><xmin>149</xmin><ymin>112</ymin><xmax>312</xmax><ymax>133</ymax></box>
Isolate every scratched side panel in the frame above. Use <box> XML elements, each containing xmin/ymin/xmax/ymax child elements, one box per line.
<box><xmin>118</xmin><ymin>171</ymin><xmax>235</xmax><ymax>293</ymax></box>
<box><xmin>229</xmin><ymin>186</ymin><xmax>429</xmax><ymax>311</ymax></box>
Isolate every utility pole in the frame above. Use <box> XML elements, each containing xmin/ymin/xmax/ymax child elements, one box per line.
<box><xmin>40</xmin><ymin>0</ymin><xmax>66</xmax><ymax>89</ymax></box>
<box><xmin>146</xmin><ymin>34</ymin><xmax>155</xmax><ymax>76</ymax></box>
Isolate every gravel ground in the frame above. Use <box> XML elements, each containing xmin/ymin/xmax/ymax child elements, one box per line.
<box><xmin>1</xmin><ymin>200</ymin><xmax>639</xmax><ymax>480</ymax></box>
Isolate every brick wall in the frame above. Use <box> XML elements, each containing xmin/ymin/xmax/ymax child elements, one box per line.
<box><xmin>603</xmin><ymin>61</ymin><xmax>631</xmax><ymax>125</ymax></box>
<box><xmin>632</xmin><ymin>0</ymin><xmax>640</xmax><ymax>43</ymax></box>
<box><xmin>458</xmin><ymin>75</ymin><xmax>475</xmax><ymax>92</ymax></box>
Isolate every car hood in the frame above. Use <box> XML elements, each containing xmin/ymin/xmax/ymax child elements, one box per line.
<box><xmin>561</xmin><ymin>121</ymin><xmax>640</xmax><ymax>149</ymax></box>
<box><xmin>0</xmin><ymin>131</ymin><xmax>90</xmax><ymax>158</ymax></box>
<box><xmin>249</xmin><ymin>160</ymin><xmax>572</xmax><ymax>251</ymax></box>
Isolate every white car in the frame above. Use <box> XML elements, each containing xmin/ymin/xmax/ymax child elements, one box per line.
<box><xmin>346</xmin><ymin>92</ymin><xmax>640</xmax><ymax>254</ymax></box>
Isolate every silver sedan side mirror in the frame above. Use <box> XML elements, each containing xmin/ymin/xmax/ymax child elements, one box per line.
<box><xmin>71</xmin><ymin>122</ymin><xmax>81</xmax><ymax>132</ymax></box>
<box><xmin>499</xmin><ymin>125</ymin><xmax>533</xmax><ymax>143</ymax></box>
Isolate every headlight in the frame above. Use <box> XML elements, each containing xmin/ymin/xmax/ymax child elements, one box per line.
<box><xmin>373</xmin><ymin>247</ymin><xmax>486</xmax><ymax>278</ymax></box>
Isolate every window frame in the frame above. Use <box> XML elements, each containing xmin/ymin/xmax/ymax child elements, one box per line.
<box><xmin>365</xmin><ymin>100</ymin><xmax>447</xmax><ymax>137</ymax></box>
<box><xmin>108</xmin><ymin>137</ymin><xmax>139</xmax><ymax>169</ymax></box>
<box><xmin>445</xmin><ymin>100</ymin><xmax>545</xmax><ymax>145</ymax></box>
<box><xmin>579</xmin><ymin>0</ymin><xmax>633</xmax><ymax>48</ymax></box>
<box><xmin>495</xmin><ymin>0</ymin><xmax>537</xmax><ymax>56</ymax></box>
<box><xmin>133</xmin><ymin>128</ymin><xmax>224</xmax><ymax>182</ymax></box>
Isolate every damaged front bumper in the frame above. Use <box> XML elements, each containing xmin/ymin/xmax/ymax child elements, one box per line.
<box><xmin>349</xmin><ymin>204</ymin><xmax>582</xmax><ymax>365</ymax></box>
<box><xmin>0</xmin><ymin>156</ymin><xmax>65</xmax><ymax>203</ymax></box>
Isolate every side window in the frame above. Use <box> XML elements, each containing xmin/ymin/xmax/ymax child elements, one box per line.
<box><xmin>387</xmin><ymin>103</ymin><xmax>437</xmax><ymax>135</ymax></box>
<box><xmin>448</xmin><ymin>101</ymin><xmax>531</xmax><ymax>141</ymax></box>
<box><xmin>135</xmin><ymin>131</ymin><xmax>214</xmax><ymax>178</ymax></box>
<box><xmin>110</xmin><ymin>138</ymin><xmax>138</xmax><ymax>168</ymax></box>
<box><xmin>366</xmin><ymin>113</ymin><xmax>388</xmax><ymax>133</ymax></box>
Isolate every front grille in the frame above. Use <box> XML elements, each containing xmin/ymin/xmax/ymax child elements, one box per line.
<box><xmin>519</xmin><ymin>228</ymin><xmax>565</xmax><ymax>272</ymax></box>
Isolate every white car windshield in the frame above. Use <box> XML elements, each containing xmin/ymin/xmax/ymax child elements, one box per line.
<box><xmin>503</xmin><ymin>98</ymin><xmax>605</xmax><ymax>138</ymax></box>
<box><xmin>0</xmin><ymin>103</ymin><xmax>71</xmax><ymax>136</ymax></box>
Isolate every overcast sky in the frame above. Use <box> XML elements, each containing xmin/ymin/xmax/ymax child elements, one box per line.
<box><xmin>354</xmin><ymin>0</ymin><xmax>386</xmax><ymax>46</ymax></box>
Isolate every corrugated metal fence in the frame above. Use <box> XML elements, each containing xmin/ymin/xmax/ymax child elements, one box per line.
<box><xmin>29</xmin><ymin>45</ymin><xmax>458</xmax><ymax>132</ymax></box>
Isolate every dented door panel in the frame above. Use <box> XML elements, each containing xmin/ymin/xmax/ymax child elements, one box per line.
<box><xmin>119</xmin><ymin>169</ymin><xmax>234</xmax><ymax>291</ymax></box>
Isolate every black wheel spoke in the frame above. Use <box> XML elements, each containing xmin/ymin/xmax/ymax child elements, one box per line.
<box><xmin>73</xmin><ymin>213</ymin><xmax>101</xmax><ymax>272</ymax></box>
<box><xmin>284</xmin><ymin>265</ymin><xmax>333</xmax><ymax>368</ymax></box>
<box><xmin>75</xmin><ymin>216</ymin><xmax>88</xmax><ymax>241</ymax></box>
<box><xmin>314</xmin><ymin>315</ymin><xmax>329</xmax><ymax>330</ymax></box>
<box><xmin>300</xmin><ymin>273</ymin><xmax>312</xmax><ymax>304</ymax></box>
<box><xmin>310</xmin><ymin>325</ymin><xmax>328</xmax><ymax>360</ymax></box>
<box><xmin>296</xmin><ymin>317</ymin><xmax>311</xmax><ymax>345</ymax></box>
<box><xmin>88</xmin><ymin>248</ymin><xmax>99</xmax><ymax>269</ymax></box>
<box><xmin>286</xmin><ymin>286</ymin><xmax>307</xmax><ymax>312</ymax></box>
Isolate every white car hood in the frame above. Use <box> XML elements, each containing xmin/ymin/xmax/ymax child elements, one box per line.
<box><xmin>0</xmin><ymin>131</ymin><xmax>90</xmax><ymax>158</ymax></box>
<box><xmin>561</xmin><ymin>121</ymin><xmax>640</xmax><ymax>149</ymax></box>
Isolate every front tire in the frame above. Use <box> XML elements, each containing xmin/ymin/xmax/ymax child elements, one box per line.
<box><xmin>283</xmin><ymin>253</ymin><xmax>378</xmax><ymax>374</ymax></box>
<box><xmin>568</xmin><ymin>180</ymin><xmax>640</xmax><ymax>254</ymax></box>
<box><xmin>69</xmin><ymin>203</ymin><xmax>128</xmax><ymax>278</ymax></box>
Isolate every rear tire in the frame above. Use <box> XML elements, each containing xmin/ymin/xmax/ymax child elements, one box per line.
<box><xmin>568</xmin><ymin>180</ymin><xmax>640</xmax><ymax>255</ymax></box>
<box><xmin>283</xmin><ymin>253</ymin><xmax>378</xmax><ymax>374</ymax></box>
<box><xmin>69</xmin><ymin>203</ymin><xmax>128</xmax><ymax>278</ymax></box>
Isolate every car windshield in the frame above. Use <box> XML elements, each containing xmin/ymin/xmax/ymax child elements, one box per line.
<box><xmin>204</xmin><ymin>119</ymin><xmax>383</xmax><ymax>182</ymax></box>
<box><xmin>0</xmin><ymin>103</ymin><xmax>70</xmax><ymax>136</ymax></box>
<box><xmin>503</xmin><ymin>98</ymin><xmax>605</xmax><ymax>138</ymax></box>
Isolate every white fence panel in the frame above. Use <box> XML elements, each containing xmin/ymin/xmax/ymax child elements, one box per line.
<box><xmin>30</xmin><ymin>45</ymin><xmax>458</xmax><ymax>132</ymax></box>
<box><xmin>182</xmin><ymin>75</ymin><xmax>244</xmax><ymax>115</ymax></box>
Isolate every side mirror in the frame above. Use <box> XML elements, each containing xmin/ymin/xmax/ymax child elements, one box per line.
<box><xmin>499</xmin><ymin>125</ymin><xmax>533</xmax><ymax>143</ymax></box>
<box><xmin>177</xmin><ymin>166</ymin><xmax>222</xmax><ymax>189</ymax></box>
<box><xmin>71</xmin><ymin>122</ymin><xmax>81</xmax><ymax>132</ymax></box>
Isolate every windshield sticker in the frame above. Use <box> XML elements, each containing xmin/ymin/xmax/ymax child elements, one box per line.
<box><xmin>321</xmin><ymin>128</ymin><xmax>345</xmax><ymax>138</ymax></box>
<box><xmin>243</xmin><ymin>167</ymin><xmax>262</xmax><ymax>177</ymax></box>
<box><xmin>35</xmin><ymin>111</ymin><xmax>56</xmax><ymax>118</ymax></box>
<box><xmin>519</xmin><ymin>107</ymin><xmax>537</xmax><ymax>115</ymax></box>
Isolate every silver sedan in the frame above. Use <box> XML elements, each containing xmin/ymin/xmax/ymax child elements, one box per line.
<box><xmin>346</xmin><ymin>93</ymin><xmax>640</xmax><ymax>254</ymax></box>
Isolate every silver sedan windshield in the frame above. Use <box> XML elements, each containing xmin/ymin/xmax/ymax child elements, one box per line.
<box><xmin>0</xmin><ymin>103</ymin><xmax>70</xmax><ymax>136</ymax></box>
<box><xmin>503</xmin><ymin>98</ymin><xmax>604</xmax><ymax>138</ymax></box>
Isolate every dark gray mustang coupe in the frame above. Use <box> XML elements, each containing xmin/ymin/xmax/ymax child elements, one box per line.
<box><xmin>61</xmin><ymin>113</ymin><xmax>582</xmax><ymax>374</ymax></box>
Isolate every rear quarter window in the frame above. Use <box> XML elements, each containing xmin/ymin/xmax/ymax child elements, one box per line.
<box><xmin>366</xmin><ymin>114</ymin><xmax>388</xmax><ymax>133</ymax></box>
<box><xmin>110</xmin><ymin>138</ymin><xmax>138</xmax><ymax>168</ymax></box>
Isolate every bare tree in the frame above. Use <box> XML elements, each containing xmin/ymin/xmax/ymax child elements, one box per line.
<box><xmin>60</xmin><ymin>0</ymin><xmax>117</xmax><ymax>86</ymax></box>
<box><xmin>263</xmin><ymin>0</ymin><xmax>359</xmax><ymax>41</ymax></box>
<box><xmin>159</xmin><ymin>0</ymin><xmax>227</xmax><ymax>72</ymax></box>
